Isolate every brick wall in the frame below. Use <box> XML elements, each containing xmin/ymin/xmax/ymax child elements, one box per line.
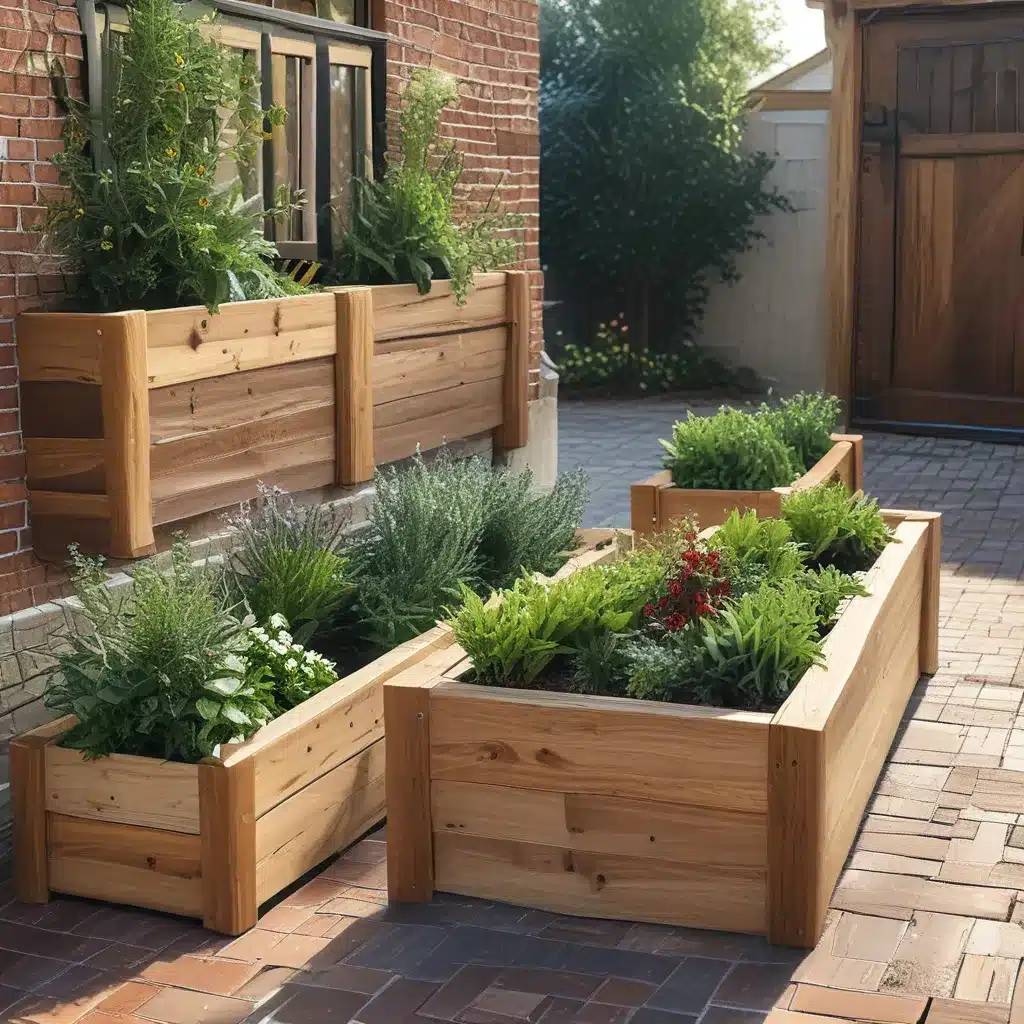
<box><xmin>0</xmin><ymin>0</ymin><xmax>543</xmax><ymax>612</ymax></box>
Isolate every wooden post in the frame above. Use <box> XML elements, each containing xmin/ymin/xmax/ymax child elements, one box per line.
<box><xmin>335</xmin><ymin>288</ymin><xmax>375</xmax><ymax>486</ymax></box>
<box><xmin>384</xmin><ymin>677</ymin><xmax>435</xmax><ymax>903</ymax></box>
<box><xmin>199</xmin><ymin>758</ymin><xmax>257</xmax><ymax>935</ymax></box>
<box><xmin>101</xmin><ymin>311</ymin><xmax>155</xmax><ymax>559</ymax></box>
<box><xmin>494</xmin><ymin>271</ymin><xmax>530</xmax><ymax>450</ymax></box>
<box><xmin>831</xmin><ymin>433</ymin><xmax>865</xmax><ymax>492</ymax></box>
<box><xmin>823</xmin><ymin>2</ymin><xmax>862</xmax><ymax>415</ymax></box>
<box><xmin>904</xmin><ymin>511</ymin><xmax>942</xmax><ymax>676</ymax></box>
<box><xmin>630</xmin><ymin>475</ymin><xmax>665</xmax><ymax>536</ymax></box>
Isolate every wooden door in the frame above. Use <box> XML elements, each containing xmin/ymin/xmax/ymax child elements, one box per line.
<box><xmin>855</xmin><ymin>10</ymin><xmax>1024</xmax><ymax>431</ymax></box>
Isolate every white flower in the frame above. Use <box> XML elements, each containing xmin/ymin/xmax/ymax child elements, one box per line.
<box><xmin>270</xmin><ymin>641</ymin><xmax>288</xmax><ymax>656</ymax></box>
<box><xmin>285</xmin><ymin>658</ymin><xmax>298</xmax><ymax>671</ymax></box>
<box><xmin>269</xmin><ymin>612</ymin><xmax>289</xmax><ymax>630</ymax></box>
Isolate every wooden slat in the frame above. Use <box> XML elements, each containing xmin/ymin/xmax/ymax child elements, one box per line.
<box><xmin>434</xmin><ymin>831</ymin><xmax>766</xmax><ymax>935</ymax></box>
<box><xmin>372</xmin><ymin>328</ymin><xmax>506</xmax><ymax>407</ymax></box>
<box><xmin>431</xmin><ymin>780</ymin><xmax>766</xmax><ymax>868</ymax></box>
<box><xmin>145</xmin><ymin>294</ymin><xmax>337</xmax><ymax>388</ymax></box>
<box><xmin>47</xmin><ymin>813</ymin><xmax>203</xmax><ymax>919</ymax></box>
<box><xmin>494</xmin><ymin>270</ymin><xmax>529</xmax><ymax>450</ymax></box>
<box><xmin>150</xmin><ymin>405</ymin><xmax>334</xmax><ymax>525</ymax></box>
<box><xmin>336</xmin><ymin>287</ymin><xmax>375</xmax><ymax>486</ymax></box>
<box><xmin>656</xmin><ymin>487</ymin><xmax>784</xmax><ymax>533</ymax></box>
<box><xmin>10</xmin><ymin>718</ymin><xmax>75</xmax><ymax>904</ymax></box>
<box><xmin>254</xmin><ymin>739</ymin><xmax>385</xmax><ymax>905</ymax></box>
<box><xmin>429</xmin><ymin>683</ymin><xmax>770</xmax><ymax>814</ymax></box>
<box><xmin>44</xmin><ymin>746</ymin><xmax>200</xmax><ymax>834</ymax></box>
<box><xmin>220</xmin><ymin>624</ymin><xmax>457</xmax><ymax>813</ymax></box>
<box><xmin>28</xmin><ymin>491</ymin><xmax>110</xmax><ymax>519</ymax></box>
<box><xmin>367</xmin><ymin>274</ymin><xmax>507</xmax><ymax>342</ymax></box>
<box><xmin>629</xmin><ymin>473</ymin><xmax>668</xmax><ymax>536</ymax></box>
<box><xmin>101</xmin><ymin>309</ymin><xmax>155</xmax><ymax>558</ymax></box>
<box><xmin>25</xmin><ymin>438</ymin><xmax>105</xmax><ymax>494</ymax></box>
<box><xmin>15</xmin><ymin>312</ymin><xmax>108</xmax><ymax>384</ymax></box>
<box><xmin>373</xmin><ymin>377</ymin><xmax>503</xmax><ymax>466</ymax></box>
<box><xmin>148</xmin><ymin>357</ymin><xmax>334</xmax><ymax>443</ymax></box>
<box><xmin>20</xmin><ymin>382</ymin><xmax>103</xmax><ymax>439</ymax></box>
<box><xmin>903</xmin><ymin>131</ymin><xmax>1024</xmax><ymax>157</ymax></box>
<box><xmin>767</xmin><ymin>521</ymin><xmax>928</xmax><ymax>947</ymax></box>
<box><xmin>199</xmin><ymin>758</ymin><xmax>256</xmax><ymax>935</ymax></box>
<box><xmin>790</xmin><ymin>442</ymin><xmax>854</xmax><ymax>492</ymax></box>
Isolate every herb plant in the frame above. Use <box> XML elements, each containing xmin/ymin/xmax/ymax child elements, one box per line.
<box><xmin>329</xmin><ymin>68</ymin><xmax>522</xmax><ymax>303</ymax></box>
<box><xmin>44</xmin><ymin>0</ymin><xmax>303</xmax><ymax>313</ymax></box>
<box><xmin>761</xmin><ymin>392</ymin><xmax>842</xmax><ymax>472</ymax></box>
<box><xmin>248</xmin><ymin>613</ymin><xmax>338</xmax><ymax>712</ymax></box>
<box><xmin>660</xmin><ymin>407</ymin><xmax>802</xmax><ymax>490</ymax></box>
<box><xmin>45</xmin><ymin>539</ymin><xmax>272</xmax><ymax>762</ymax></box>
<box><xmin>224</xmin><ymin>486</ymin><xmax>355</xmax><ymax>645</ymax></box>
<box><xmin>783</xmin><ymin>484</ymin><xmax>895</xmax><ymax>573</ymax></box>
<box><xmin>711</xmin><ymin>510</ymin><xmax>806</xmax><ymax>589</ymax></box>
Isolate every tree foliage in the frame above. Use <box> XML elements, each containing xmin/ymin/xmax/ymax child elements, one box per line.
<box><xmin>540</xmin><ymin>0</ymin><xmax>788</xmax><ymax>347</ymax></box>
<box><xmin>44</xmin><ymin>0</ymin><xmax>304</xmax><ymax>313</ymax></box>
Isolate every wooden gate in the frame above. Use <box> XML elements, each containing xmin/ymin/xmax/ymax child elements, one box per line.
<box><xmin>855</xmin><ymin>9</ymin><xmax>1024</xmax><ymax>431</ymax></box>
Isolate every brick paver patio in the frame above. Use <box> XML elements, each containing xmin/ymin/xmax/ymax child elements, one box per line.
<box><xmin>1</xmin><ymin>399</ymin><xmax>1024</xmax><ymax>1022</ymax></box>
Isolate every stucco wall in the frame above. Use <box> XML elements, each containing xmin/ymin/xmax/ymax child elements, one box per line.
<box><xmin>697</xmin><ymin>108</ymin><xmax>829</xmax><ymax>395</ymax></box>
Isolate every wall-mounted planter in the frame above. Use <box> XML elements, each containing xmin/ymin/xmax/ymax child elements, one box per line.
<box><xmin>630</xmin><ymin>433</ymin><xmax>864</xmax><ymax>536</ymax></box>
<box><xmin>17</xmin><ymin>272</ymin><xmax>531</xmax><ymax>560</ymax></box>
<box><xmin>383</xmin><ymin>510</ymin><xmax>940</xmax><ymax>948</ymax></box>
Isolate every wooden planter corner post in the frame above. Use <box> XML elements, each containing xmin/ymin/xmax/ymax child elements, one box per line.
<box><xmin>17</xmin><ymin>311</ymin><xmax>155</xmax><ymax>560</ymax></box>
<box><xmin>494</xmin><ymin>270</ymin><xmax>530</xmax><ymax>451</ymax></box>
<box><xmin>630</xmin><ymin>433</ymin><xmax>865</xmax><ymax>536</ymax></box>
<box><xmin>336</xmin><ymin>287</ymin><xmax>375</xmax><ymax>487</ymax></box>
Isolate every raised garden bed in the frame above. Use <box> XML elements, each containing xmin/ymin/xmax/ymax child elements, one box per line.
<box><xmin>631</xmin><ymin>432</ymin><xmax>864</xmax><ymax>535</ymax></box>
<box><xmin>10</xmin><ymin>530</ymin><xmax>610</xmax><ymax>935</ymax></box>
<box><xmin>383</xmin><ymin>510</ymin><xmax>940</xmax><ymax>948</ymax></box>
<box><xmin>16</xmin><ymin>272</ymin><xmax>530</xmax><ymax>560</ymax></box>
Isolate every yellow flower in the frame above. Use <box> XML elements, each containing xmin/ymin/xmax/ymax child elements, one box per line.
<box><xmin>100</xmin><ymin>240</ymin><xmax>113</xmax><ymax>251</ymax></box>
<box><xmin>198</xmin><ymin>197</ymin><xmax>209</xmax><ymax>208</ymax></box>
<box><xmin>261</xmin><ymin>130</ymin><xmax>273</xmax><ymax>140</ymax></box>
<box><xmin>166</xmin><ymin>147</ymin><xmax>176</xmax><ymax>158</ymax></box>
<box><xmin>74</xmin><ymin>207</ymin><xmax>83</xmax><ymax>219</ymax></box>
<box><xmin>175</xmin><ymin>82</ymin><xmax>185</xmax><ymax>93</ymax></box>
<box><xmin>175</xmin><ymin>53</ymin><xmax>184</xmax><ymax>66</ymax></box>
<box><xmin>196</xmin><ymin>165</ymin><xmax>205</xmax><ymax>177</ymax></box>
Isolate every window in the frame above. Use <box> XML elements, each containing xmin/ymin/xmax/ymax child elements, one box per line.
<box><xmin>82</xmin><ymin>0</ymin><xmax>385</xmax><ymax>262</ymax></box>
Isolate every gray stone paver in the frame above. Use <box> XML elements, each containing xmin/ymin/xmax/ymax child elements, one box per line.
<box><xmin>7</xmin><ymin>397</ymin><xmax>1024</xmax><ymax>1023</ymax></box>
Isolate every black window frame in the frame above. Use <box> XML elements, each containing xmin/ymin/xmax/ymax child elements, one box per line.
<box><xmin>77</xmin><ymin>0</ymin><xmax>388</xmax><ymax>264</ymax></box>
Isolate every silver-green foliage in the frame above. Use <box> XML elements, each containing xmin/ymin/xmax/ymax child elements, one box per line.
<box><xmin>45</xmin><ymin>539</ymin><xmax>273</xmax><ymax>762</ymax></box>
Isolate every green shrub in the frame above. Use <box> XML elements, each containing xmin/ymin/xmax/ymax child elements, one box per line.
<box><xmin>803</xmin><ymin>566</ymin><xmax>868</xmax><ymax>631</ymax></box>
<box><xmin>353</xmin><ymin>450</ymin><xmax>587</xmax><ymax>651</ymax></box>
<box><xmin>45</xmin><ymin>539</ymin><xmax>273</xmax><ymax>762</ymax></box>
<box><xmin>660</xmin><ymin>407</ymin><xmax>802</xmax><ymax>490</ymax></box>
<box><xmin>328</xmin><ymin>68</ymin><xmax>522</xmax><ymax>303</ymax></box>
<box><xmin>557</xmin><ymin>321</ymin><xmax>748</xmax><ymax>397</ymax></box>
<box><xmin>43</xmin><ymin>0</ymin><xmax>302</xmax><ymax>313</ymax></box>
<box><xmin>783</xmin><ymin>484</ymin><xmax>895</xmax><ymax>573</ymax></box>
<box><xmin>691</xmin><ymin>579</ymin><xmax>824</xmax><ymax>708</ymax></box>
<box><xmin>224</xmin><ymin>486</ymin><xmax>355</xmax><ymax>645</ymax></box>
<box><xmin>760</xmin><ymin>393</ymin><xmax>842</xmax><ymax>472</ymax></box>
<box><xmin>711</xmin><ymin>510</ymin><xmax>806</xmax><ymax>588</ymax></box>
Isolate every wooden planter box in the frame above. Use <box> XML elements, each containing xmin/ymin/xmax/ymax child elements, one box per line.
<box><xmin>383</xmin><ymin>510</ymin><xmax>941</xmax><ymax>948</ymax></box>
<box><xmin>17</xmin><ymin>272</ymin><xmax>530</xmax><ymax>560</ymax></box>
<box><xmin>8</xmin><ymin>623</ymin><xmax>459</xmax><ymax>934</ymax></box>
<box><xmin>630</xmin><ymin>433</ymin><xmax>864</xmax><ymax>535</ymax></box>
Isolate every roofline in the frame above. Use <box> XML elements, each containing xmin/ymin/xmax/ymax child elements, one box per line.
<box><xmin>747</xmin><ymin>48</ymin><xmax>830</xmax><ymax>96</ymax></box>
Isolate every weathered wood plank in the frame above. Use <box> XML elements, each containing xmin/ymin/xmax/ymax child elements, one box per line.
<box><xmin>254</xmin><ymin>740</ymin><xmax>386</xmax><ymax>905</ymax></box>
<box><xmin>44</xmin><ymin>746</ymin><xmax>200</xmax><ymax>834</ymax></box>
<box><xmin>434</xmin><ymin>831</ymin><xmax>766</xmax><ymax>934</ymax></box>
<box><xmin>25</xmin><ymin>438</ymin><xmax>105</xmax><ymax>494</ymax></box>
<box><xmin>16</xmin><ymin>312</ymin><xmax>109</xmax><ymax>384</ymax></box>
<box><xmin>20</xmin><ymin>382</ymin><xmax>103</xmax><ymax>439</ymax></box>
<box><xmin>47</xmin><ymin>813</ymin><xmax>203</xmax><ymax>919</ymax></box>
<box><xmin>145</xmin><ymin>294</ymin><xmax>337</xmax><ymax>388</ymax></box>
<box><xmin>367</xmin><ymin>274</ymin><xmax>507</xmax><ymax>342</ymax></box>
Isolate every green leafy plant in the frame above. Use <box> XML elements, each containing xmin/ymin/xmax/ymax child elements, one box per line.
<box><xmin>43</xmin><ymin>0</ymin><xmax>303</xmax><ymax>313</ymax></box>
<box><xmin>45</xmin><ymin>538</ymin><xmax>273</xmax><ymax>762</ymax></box>
<box><xmin>247</xmin><ymin>613</ymin><xmax>339</xmax><ymax>712</ymax></box>
<box><xmin>803</xmin><ymin>566</ymin><xmax>868</xmax><ymax>632</ymax></box>
<box><xmin>761</xmin><ymin>392</ymin><xmax>842</xmax><ymax>472</ymax></box>
<box><xmin>711</xmin><ymin>510</ymin><xmax>806</xmax><ymax>589</ymax></box>
<box><xmin>329</xmin><ymin>68</ymin><xmax>522</xmax><ymax>303</ymax></box>
<box><xmin>224</xmin><ymin>485</ymin><xmax>355</xmax><ymax>645</ymax></box>
<box><xmin>783</xmin><ymin>484</ymin><xmax>895</xmax><ymax>573</ymax></box>
<box><xmin>692</xmin><ymin>578</ymin><xmax>825</xmax><ymax>708</ymax></box>
<box><xmin>660</xmin><ymin>407</ymin><xmax>802</xmax><ymax>490</ymax></box>
<box><xmin>556</xmin><ymin>319</ymin><xmax>752</xmax><ymax>397</ymax></box>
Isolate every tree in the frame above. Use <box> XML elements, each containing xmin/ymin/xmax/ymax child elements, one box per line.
<box><xmin>540</xmin><ymin>0</ymin><xmax>788</xmax><ymax>349</ymax></box>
